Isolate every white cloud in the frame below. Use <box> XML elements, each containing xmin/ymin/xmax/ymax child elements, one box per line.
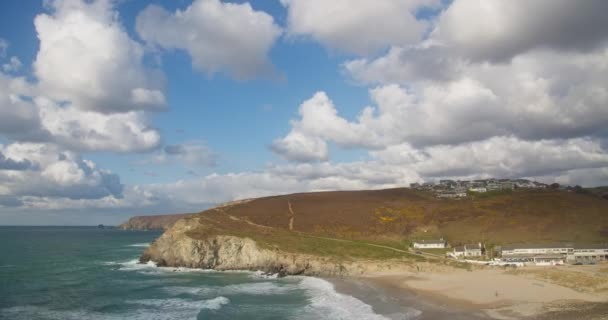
<box><xmin>0</xmin><ymin>143</ymin><xmax>123</xmax><ymax>207</ymax></box>
<box><xmin>0</xmin><ymin>71</ymin><xmax>161</xmax><ymax>152</ymax></box>
<box><xmin>271</xmin><ymin>91</ymin><xmax>375</xmax><ymax>162</ymax></box>
<box><xmin>2</xmin><ymin>56</ymin><xmax>22</xmax><ymax>73</ymax></box>
<box><xmin>282</xmin><ymin>0</ymin><xmax>438</xmax><ymax>55</ymax></box>
<box><xmin>271</xmin><ymin>130</ymin><xmax>328</xmax><ymax>162</ymax></box>
<box><xmin>273</xmin><ymin>81</ymin><xmax>507</xmax><ymax>155</ymax></box>
<box><xmin>344</xmin><ymin>42</ymin><xmax>463</xmax><ymax>84</ymax></box>
<box><xmin>5</xmin><ymin>134</ymin><xmax>608</xmax><ymax>211</ymax></box>
<box><xmin>342</xmin><ymin>48</ymin><xmax>608</xmax><ymax>146</ymax></box>
<box><xmin>63</xmin><ymin>135</ymin><xmax>608</xmax><ymax>211</ymax></box>
<box><xmin>136</xmin><ymin>0</ymin><xmax>281</xmax><ymax>80</ymax></box>
<box><xmin>0</xmin><ymin>72</ymin><xmax>43</xmax><ymax>140</ymax></box>
<box><xmin>372</xmin><ymin>136</ymin><xmax>608</xmax><ymax>180</ymax></box>
<box><xmin>34</xmin><ymin>0</ymin><xmax>166</xmax><ymax>113</ymax></box>
<box><xmin>36</xmin><ymin>98</ymin><xmax>161</xmax><ymax>152</ymax></box>
<box><xmin>433</xmin><ymin>0</ymin><xmax>608</xmax><ymax>62</ymax></box>
<box><xmin>148</xmin><ymin>142</ymin><xmax>218</xmax><ymax>167</ymax></box>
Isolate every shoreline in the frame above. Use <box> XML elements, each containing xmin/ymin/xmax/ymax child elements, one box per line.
<box><xmin>328</xmin><ymin>276</ymin><xmax>492</xmax><ymax>319</ymax></box>
<box><xmin>327</xmin><ymin>264</ymin><xmax>608</xmax><ymax>320</ymax></box>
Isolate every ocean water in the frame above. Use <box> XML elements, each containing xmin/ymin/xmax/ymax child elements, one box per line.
<box><xmin>0</xmin><ymin>226</ymin><xmax>420</xmax><ymax>320</ymax></box>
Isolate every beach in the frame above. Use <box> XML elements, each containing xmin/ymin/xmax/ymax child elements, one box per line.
<box><xmin>330</xmin><ymin>264</ymin><xmax>608</xmax><ymax>320</ymax></box>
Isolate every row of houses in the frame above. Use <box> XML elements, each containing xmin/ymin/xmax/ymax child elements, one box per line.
<box><xmin>412</xmin><ymin>239</ymin><xmax>485</xmax><ymax>258</ymax></box>
<box><xmin>412</xmin><ymin>239</ymin><xmax>608</xmax><ymax>265</ymax></box>
<box><xmin>498</xmin><ymin>243</ymin><xmax>608</xmax><ymax>265</ymax></box>
<box><xmin>410</xmin><ymin>178</ymin><xmax>548</xmax><ymax>198</ymax></box>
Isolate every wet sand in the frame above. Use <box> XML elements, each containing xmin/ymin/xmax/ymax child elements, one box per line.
<box><xmin>328</xmin><ymin>265</ymin><xmax>608</xmax><ymax>320</ymax></box>
<box><xmin>329</xmin><ymin>277</ymin><xmax>493</xmax><ymax>319</ymax></box>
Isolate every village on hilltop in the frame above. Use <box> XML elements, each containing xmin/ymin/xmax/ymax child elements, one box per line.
<box><xmin>410</xmin><ymin>178</ymin><xmax>549</xmax><ymax>198</ymax></box>
<box><xmin>408</xmin><ymin>178</ymin><xmax>608</xmax><ymax>267</ymax></box>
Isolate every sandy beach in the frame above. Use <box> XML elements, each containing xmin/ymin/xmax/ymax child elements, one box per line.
<box><xmin>332</xmin><ymin>264</ymin><xmax>608</xmax><ymax>320</ymax></box>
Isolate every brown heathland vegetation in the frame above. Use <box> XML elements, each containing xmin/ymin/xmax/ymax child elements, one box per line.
<box><xmin>181</xmin><ymin>188</ymin><xmax>608</xmax><ymax>259</ymax></box>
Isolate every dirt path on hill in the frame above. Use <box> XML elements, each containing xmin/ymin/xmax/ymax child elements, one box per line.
<box><xmin>216</xmin><ymin>208</ymin><xmax>440</xmax><ymax>260</ymax></box>
<box><xmin>287</xmin><ymin>201</ymin><xmax>295</xmax><ymax>231</ymax></box>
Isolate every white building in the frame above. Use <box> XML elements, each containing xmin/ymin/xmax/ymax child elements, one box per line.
<box><xmin>500</xmin><ymin>243</ymin><xmax>608</xmax><ymax>265</ymax></box>
<box><xmin>413</xmin><ymin>239</ymin><xmax>447</xmax><ymax>249</ymax></box>
<box><xmin>468</xmin><ymin>187</ymin><xmax>487</xmax><ymax>193</ymax></box>
<box><xmin>501</xmin><ymin>244</ymin><xmax>573</xmax><ymax>256</ymax></box>
<box><xmin>450</xmin><ymin>243</ymin><xmax>484</xmax><ymax>258</ymax></box>
<box><xmin>568</xmin><ymin>245</ymin><xmax>608</xmax><ymax>263</ymax></box>
<box><xmin>437</xmin><ymin>192</ymin><xmax>467</xmax><ymax>198</ymax></box>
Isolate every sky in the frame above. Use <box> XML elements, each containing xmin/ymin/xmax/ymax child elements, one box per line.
<box><xmin>1</xmin><ymin>0</ymin><xmax>608</xmax><ymax>225</ymax></box>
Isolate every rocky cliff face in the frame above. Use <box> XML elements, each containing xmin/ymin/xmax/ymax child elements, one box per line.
<box><xmin>119</xmin><ymin>213</ymin><xmax>192</xmax><ymax>231</ymax></box>
<box><xmin>139</xmin><ymin>217</ymin><xmax>405</xmax><ymax>276</ymax></box>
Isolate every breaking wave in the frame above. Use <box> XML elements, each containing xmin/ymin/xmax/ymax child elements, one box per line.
<box><xmin>296</xmin><ymin>277</ymin><xmax>422</xmax><ymax>320</ymax></box>
<box><xmin>0</xmin><ymin>296</ymin><xmax>230</xmax><ymax>320</ymax></box>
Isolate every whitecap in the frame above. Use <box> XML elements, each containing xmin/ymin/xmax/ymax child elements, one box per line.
<box><xmin>223</xmin><ymin>282</ymin><xmax>297</xmax><ymax>295</ymax></box>
<box><xmin>295</xmin><ymin>277</ymin><xmax>421</xmax><ymax>320</ymax></box>
<box><xmin>249</xmin><ymin>270</ymin><xmax>279</xmax><ymax>279</ymax></box>
<box><xmin>200</xmin><ymin>296</ymin><xmax>230</xmax><ymax>310</ymax></box>
<box><xmin>127</xmin><ymin>296</ymin><xmax>230</xmax><ymax>317</ymax></box>
<box><xmin>127</xmin><ymin>243</ymin><xmax>150</xmax><ymax>247</ymax></box>
<box><xmin>164</xmin><ymin>281</ymin><xmax>297</xmax><ymax>297</ymax></box>
<box><xmin>0</xmin><ymin>302</ymin><xmax>227</xmax><ymax>320</ymax></box>
<box><xmin>118</xmin><ymin>259</ymin><xmax>157</xmax><ymax>271</ymax></box>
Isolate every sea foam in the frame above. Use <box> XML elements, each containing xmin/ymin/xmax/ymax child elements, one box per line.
<box><xmin>126</xmin><ymin>243</ymin><xmax>150</xmax><ymax>247</ymax></box>
<box><xmin>0</xmin><ymin>297</ymin><xmax>229</xmax><ymax>320</ymax></box>
<box><xmin>296</xmin><ymin>277</ymin><xmax>421</xmax><ymax>320</ymax></box>
<box><xmin>165</xmin><ymin>281</ymin><xmax>298</xmax><ymax>297</ymax></box>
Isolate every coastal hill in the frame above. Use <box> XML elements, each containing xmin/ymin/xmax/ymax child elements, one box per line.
<box><xmin>119</xmin><ymin>213</ymin><xmax>192</xmax><ymax>230</ymax></box>
<box><xmin>140</xmin><ymin>188</ymin><xmax>608</xmax><ymax>275</ymax></box>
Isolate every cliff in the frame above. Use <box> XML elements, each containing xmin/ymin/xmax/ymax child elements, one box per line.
<box><xmin>139</xmin><ymin>216</ymin><xmax>422</xmax><ymax>276</ymax></box>
<box><xmin>119</xmin><ymin>213</ymin><xmax>192</xmax><ymax>231</ymax></box>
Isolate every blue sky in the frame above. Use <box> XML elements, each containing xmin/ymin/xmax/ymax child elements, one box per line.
<box><xmin>1</xmin><ymin>0</ymin><xmax>371</xmax><ymax>184</ymax></box>
<box><xmin>1</xmin><ymin>0</ymin><xmax>608</xmax><ymax>225</ymax></box>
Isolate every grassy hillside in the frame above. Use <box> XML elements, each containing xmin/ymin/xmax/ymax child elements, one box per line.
<box><xmin>184</xmin><ymin>188</ymin><xmax>608</xmax><ymax>258</ymax></box>
<box><xmin>119</xmin><ymin>213</ymin><xmax>193</xmax><ymax>230</ymax></box>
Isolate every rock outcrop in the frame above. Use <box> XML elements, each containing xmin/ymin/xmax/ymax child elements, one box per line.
<box><xmin>139</xmin><ymin>217</ymin><xmax>403</xmax><ymax>276</ymax></box>
<box><xmin>119</xmin><ymin>213</ymin><xmax>192</xmax><ymax>231</ymax></box>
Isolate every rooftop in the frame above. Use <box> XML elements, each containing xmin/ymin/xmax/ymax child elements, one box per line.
<box><xmin>501</xmin><ymin>243</ymin><xmax>574</xmax><ymax>250</ymax></box>
<box><xmin>414</xmin><ymin>239</ymin><xmax>445</xmax><ymax>245</ymax></box>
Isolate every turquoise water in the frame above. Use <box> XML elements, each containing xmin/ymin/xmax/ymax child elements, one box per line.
<box><xmin>0</xmin><ymin>227</ymin><xmax>418</xmax><ymax>320</ymax></box>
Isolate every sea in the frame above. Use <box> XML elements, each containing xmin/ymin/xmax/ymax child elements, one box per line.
<box><xmin>0</xmin><ymin>226</ymin><xmax>426</xmax><ymax>320</ymax></box>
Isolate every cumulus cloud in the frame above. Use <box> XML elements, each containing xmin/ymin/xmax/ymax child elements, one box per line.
<box><xmin>0</xmin><ymin>73</ymin><xmax>161</xmax><ymax>152</ymax></box>
<box><xmin>36</xmin><ymin>98</ymin><xmax>161</xmax><ymax>152</ymax></box>
<box><xmin>62</xmin><ymin>134</ymin><xmax>608</xmax><ymax>211</ymax></box>
<box><xmin>372</xmin><ymin>136</ymin><xmax>608</xmax><ymax>180</ymax></box>
<box><xmin>282</xmin><ymin>0</ymin><xmax>438</xmax><ymax>55</ymax></box>
<box><xmin>7</xmin><ymin>134</ymin><xmax>608</xmax><ymax>211</ymax></box>
<box><xmin>345</xmin><ymin>50</ymin><xmax>608</xmax><ymax>143</ymax></box>
<box><xmin>0</xmin><ymin>0</ymin><xmax>163</xmax><ymax>153</ymax></box>
<box><xmin>273</xmin><ymin>82</ymin><xmax>507</xmax><ymax>155</ymax></box>
<box><xmin>34</xmin><ymin>0</ymin><xmax>166</xmax><ymax>113</ymax></box>
<box><xmin>271</xmin><ymin>131</ymin><xmax>328</xmax><ymax>163</ymax></box>
<box><xmin>147</xmin><ymin>142</ymin><xmax>218</xmax><ymax>167</ymax></box>
<box><xmin>271</xmin><ymin>92</ymin><xmax>372</xmax><ymax>162</ymax></box>
<box><xmin>0</xmin><ymin>143</ymin><xmax>123</xmax><ymax>207</ymax></box>
<box><xmin>0</xmin><ymin>72</ymin><xmax>44</xmax><ymax>140</ymax></box>
<box><xmin>136</xmin><ymin>0</ymin><xmax>281</xmax><ymax>80</ymax></box>
<box><xmin>344</xmin><ymin>42</ymin><xmax>464</xmax><ymax>84</ymax></box>
<box><xmin>0</xmin><ymin>151</ymin><xmax>35</xmax><ymax>171</ymax></box>
<box><xmin>433</xmin><ymin>0</ymin><xmax>608</xmax><ymax>62</ymax></box>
